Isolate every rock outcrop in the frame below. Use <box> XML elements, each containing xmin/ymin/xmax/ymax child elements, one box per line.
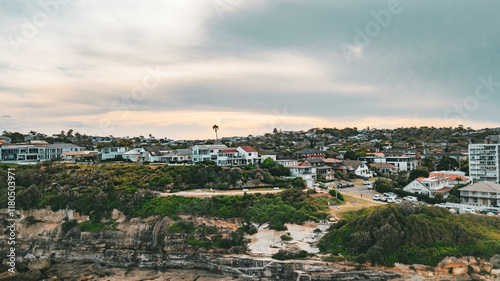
<box><xmin>1</xmin><ymin>208</ymin><xmax>499</xmax><ymax>280</ymax></box>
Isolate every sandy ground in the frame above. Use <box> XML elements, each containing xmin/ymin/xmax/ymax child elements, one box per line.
<box><xmin>246</xmin><ymin>222</ymin><xmax>331</xmax><ymax>256</ymax></box>
<box><xmin>159</xmin><ymin>188</ymin><xmax>284</xmax><ymax>197</ymax></box>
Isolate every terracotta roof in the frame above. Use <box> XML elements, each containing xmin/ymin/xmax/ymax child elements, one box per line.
<box><xmin>429</xmin><ymin>173</ymin><xmax>468</xmax><ymax>181</ymax></box>
<box><xmin>218</xmin><ymin>149</ymin><xmax>238</xmax><ymax>154</ymax></box>
<box><xmin>239</xmin><ymin>146</ymin><xmax>258</xmax><ymax>153</ymax></box>
<box><xmin>369</xmin><ymin>163</ymin><xmax>397</xmax><ymax>169</ymax></box>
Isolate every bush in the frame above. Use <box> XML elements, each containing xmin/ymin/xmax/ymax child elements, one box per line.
<box><xmin>61</xmin><ymin>219</ymin><xmax>78</xmax><ymax>233</ymax></box>
<box><xmin>281</xmin><ymin>234</ymin><xmax>293</xmax><ymax>241</ymax></box>
<box><xmin>319</xmin><ymin>203</ymin><xmax>500</xmax><ymax>266</ymax></box>
<box><xmin>272</xmin><ymin>250</ymin><xmax>309</xmax><ymax>260</ymax></box>
<box><xmin>329</xmin><ymin>190</ymin><xmax>344</xmax><ymax>201</ymax></box>
<box><xmin>166</xmin><ymin>221</ymin><xmax>195</xmax><ymax>233</ymax></box>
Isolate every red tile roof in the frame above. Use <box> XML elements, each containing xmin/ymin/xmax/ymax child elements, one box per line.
<box><xmin>218</xmin><ymin>149</ymin><xmax>238</xmax><ymax>154</ymax></box>
<box><xmin>429</xmin><ymin>173</ymin><xmax>468</xmax><ymax>181</ymax></box>
<box><xmin>239</xmin><ymin>146</ymin><xmax>258</xmax><ymax>153</ymax></box>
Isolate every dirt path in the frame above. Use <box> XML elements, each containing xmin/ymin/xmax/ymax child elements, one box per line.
<box><xmin>329</xmin><ymin>193</ymin><xmax>385</xmax><ymax>220</ymax></box>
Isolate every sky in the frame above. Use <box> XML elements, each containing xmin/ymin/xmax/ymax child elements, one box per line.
<box><xmin>0</xmin><ymin>0</ymin><xmax>499</xmax><ymax>140</ymax></box>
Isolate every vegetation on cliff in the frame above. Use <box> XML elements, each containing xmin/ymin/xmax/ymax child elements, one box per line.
<box><xmin>0</xmin><ymin>163</ymin><xmax>336</xmax><ymax>230</ymax></box>
<box><xmin>318</xmin><ymin>202</ymin><xmax>500</xmax><ymax>266</ymax></box>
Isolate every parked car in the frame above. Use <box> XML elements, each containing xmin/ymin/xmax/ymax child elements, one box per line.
<box><xmin>458</xmin><ymin>208</ymin><xmax>475</xmax><ymax>214</ymax></box>
<box><xmin>434</xmin><ymin>203</ymin><xmax>447</xmax><ymax>208</ymax></box>
<box><xmin>403</xmin><ymin>196</ymin><xmax>418</xmax><ymax>202</ymax></box>
<box><xmin>367</xmin><ymin>184</ymin><xmax>374</xmax><ymax>190</ymax></box>
<box><xmin>380</xmin><ymin>196</ymin><xmax>388</xmax><ymax>202</ymax></box>
<box><xmin>373</xmin><ymin>195</ymin><xmax>382</xmax><ymax>201</ymax></box>
<box><xmin>387</xmin><ymin>197</ymin><xmax>397</xmax><ymax>203</ymax></box>
<box><xmin>480</xmin><ymin>208</ymin><xmax>499</xmax><ymax>215</ymax></box>
<box><xmin>395</xmin><ymin>199</ymin><xmax>402</xmax><ymax>204</ymax></box>
<box><xmin>383</xmin><ymin>192</ymin><xmax>397</xmax><ymax>198</ymax></box>
<box><xmin>449</xmin><ymin>209</ymin><xmax>457</xmax><ymax>214</ymax></box>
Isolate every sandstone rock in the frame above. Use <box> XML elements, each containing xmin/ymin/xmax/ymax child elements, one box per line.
<box><xmin>491</xmin><ymin>269</ymin><xmax>500</xmax><ymax>276</ymax></box>
<box><xmin>452</xmin><ymin>266</ymin><xmax>468</xmax><ymax>275</ymax></box>
<box><xmin>90</xmin><ymin>263</ymin><xmax>110</xmax><ymax>277</ymax></box>
<box><xmin>0</xmin><ymin>269</ymin><xmax>42</xmax><ymax>281</ymax></box>
<box><xmin>28</xmin><ymin>258</ymin><xmax>52</xmax><ymax>270</ymax></box>
<box><xmin>472</xmin><ymin>265</ymin><xmax>482</xmax><ymax>274</ymax></box>
<box><xmin>23</xmin><ymin>254</ymin><xmax>36</xmax><ymax>261</ymax></box>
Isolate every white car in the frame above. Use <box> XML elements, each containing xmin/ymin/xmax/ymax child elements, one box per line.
<box><xmin>458</xmin><ymin>208</ymin><xmax>475</xmax><ymax>214</ymax></box>
<box><xmin>373</xmin><ymin>195</ymin><xmax>382</xmax><ymax>201</ymax></box>
<box><xmin>403</xmin><ymin>196</ymin><xmax>418</xmax><ymax>202</ymax></box>
<box><xmin>387</xmin><ymin>197</ymin><xmax>397</xmax><ymax>203</ymax></box>
<box><xmin>434</xmin><ymin>203</ymin><xmax>447</xmax><ymax>208</ymax></box>
<box><xmin>384</xmin><ymin>192</ymin><xmax>397</xmax><ymax>198</ymax></box>
<box><xmin>449</xmin><ymin>209</ymin><xmax>457</xmax><ymax>214</ymax></box>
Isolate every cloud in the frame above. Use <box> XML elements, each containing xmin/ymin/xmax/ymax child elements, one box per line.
<box><xmin>0</xmin><ymin>0</ymin><xmax>499</xmax><ymax>138</ymax></box>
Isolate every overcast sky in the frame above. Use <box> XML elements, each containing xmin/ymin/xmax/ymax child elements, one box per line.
<box><xmin>1</xmin><ymin>0</ymin><xmax>499</xmax><ymax>139</ymax></box>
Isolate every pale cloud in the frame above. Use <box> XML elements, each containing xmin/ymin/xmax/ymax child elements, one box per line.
<box><xmin>0</xmin><ymin>0</ymin><xmax>499</xmax><ymax>138</ymax></box>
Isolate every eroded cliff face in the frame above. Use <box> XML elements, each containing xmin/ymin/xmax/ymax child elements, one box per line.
<box><xmin>0</xmin><ymin>208</ymin><xmax>498</xmax><ymax>280</ymax></box>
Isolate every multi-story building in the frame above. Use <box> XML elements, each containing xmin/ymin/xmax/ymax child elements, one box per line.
<box><xmin>459</xmin><ymin>181</ymin><xmax>500</xmax><ymax>207</ymax></box>
<box><xmin>217</xmin><ymin>146</ymin><xmax>260</xmax><ymax>166</ymax></box>
<box><xmin>469</xmin><ymin>143</ymin><xmax>500</xmax><ymax>183</ymax></box>
<box><xmin>192</xmin><ymin>144</ymin><xmax>228</xmax><ymax>163</ymax></box>
<box><xmin>359</xmin><ymin>153</ymin><xmax>418</xmax><ymax>171</ymax></box>
<box><xmin>0</xmin><ymin>143</ymin><xmax>84</xmax><ymax>163</ymax></box>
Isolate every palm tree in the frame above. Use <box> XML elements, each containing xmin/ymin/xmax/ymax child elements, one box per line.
<box><xmin>213</xmin><ymin>125</ymin><xmax>219</xmax><ymax>143</ymax></box>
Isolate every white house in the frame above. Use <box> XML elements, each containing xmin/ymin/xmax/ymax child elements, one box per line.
<box><xmin>163</xmin><ymin>149</ymin><xmax>192</xmax><ymax>163</ymax></box>
<box><xmin>403</xmin><ymin>175</ymin><xmax>452</xmax><ymax>198</ymax></box>
<box><xmin>288</xmin><ymin>166</ymin><xmax>317</xmax><ymax>188</ymax></box>
<box><xmin>192</xmin><ymin>144</ymin><xmax>228</xmax><ymax>163</ymax></box>
<box><xmin>139</xmin><ymin>146</ymin><xmax>172</xmax><ymax>163</ymax></box>
<box><xmin>344</xmin><ymin>160</ymin><xmax>374</xmax><ymax>178</ymax></box>
<box><xmin>122</xmin><ymin>148</ymin><xmax>141</xmax><ymax>162</ymax></box>
<box><xmin>217</xmin><ymin>146</ymin><xmax>260</xmax><ymax>166</ymax></box>
<box><xmin>100</xmin><ymin>147</ymin><xmax>129</xmax><ymax>160</ymax></box>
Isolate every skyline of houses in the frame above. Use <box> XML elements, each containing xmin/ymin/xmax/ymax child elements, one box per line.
<box><xmin>1</xmin><ymin>130</ymin><xmax>500</xmax><ymax>206</ymax></box>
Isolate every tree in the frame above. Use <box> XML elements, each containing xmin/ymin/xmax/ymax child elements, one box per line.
<box><xmin>2</xmin><ymin>131</ymin><xmax>25</xmax><ymax>143</ymax></box>
<box><xmin>421</xmin><ymin>157</ymin><xmax>436</xmax><ymax>171</ymax></box>
<box><xmin>409</xmin><ymin>169</ymin><xmax>429</xmax><ymax>181</ymax></box>
<box><xmin>436</xmin><ymin>156</ymin><xmax>459</xmax><ymax>171</ymax></box>
<box><xmin>213</xmin><ymin>125</ymin><xmax>219</xmax><ymax>143</ymax></box>
<box><xmin>344</xmin><ymin>150</ymin><xmax>356</xmax><ymax>160</ymax></box>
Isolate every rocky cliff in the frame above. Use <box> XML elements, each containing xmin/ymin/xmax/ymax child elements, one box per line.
<box><xmin>1</xmin><ymin>208</ymin><xmax>499</xmax><ymax>280</ymax></box>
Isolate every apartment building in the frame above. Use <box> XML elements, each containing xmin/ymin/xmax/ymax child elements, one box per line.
<box><xmin>459</xmin><ymin>181</ymin><xmax>500</xmax><ymax>207</ymax></box>
<box><xmin>469</xmin><ymin>143</ymin><xmax>500</xmax><ymax>184</ymax></box>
